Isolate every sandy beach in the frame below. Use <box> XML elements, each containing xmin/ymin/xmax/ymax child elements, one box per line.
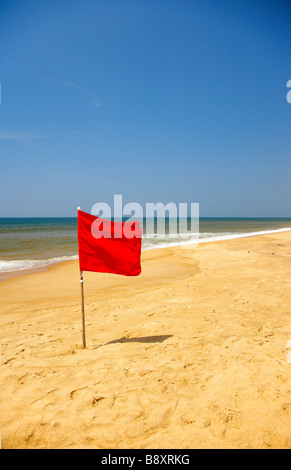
<box><xmin>1</xmin><ymin>231</ymin><xmax>291</xmax><ymax>449</ymax></box>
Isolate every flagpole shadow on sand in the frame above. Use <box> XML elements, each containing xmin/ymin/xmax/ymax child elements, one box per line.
<box><xmin>93</xmin><ymin>335</ymin><xmax>173</xmax><ymax>349</ymax></box>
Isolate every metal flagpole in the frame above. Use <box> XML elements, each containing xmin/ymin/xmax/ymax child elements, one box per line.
<box><xmin>78</xmin><ymin>207</ymin><xmax>86</xmax><ymax>348</ymax></box>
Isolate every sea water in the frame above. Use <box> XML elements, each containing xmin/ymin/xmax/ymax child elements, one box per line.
<box><xmin>0</xmin><ymin>217</ymin><xmax>291</xmax><ymax>274</ymax></box>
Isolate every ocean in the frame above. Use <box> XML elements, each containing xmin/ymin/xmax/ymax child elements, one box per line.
<box><xmin>0</xmin><ymin>217</ymin><xmax>291</xmax><ymax>274</ymax></box>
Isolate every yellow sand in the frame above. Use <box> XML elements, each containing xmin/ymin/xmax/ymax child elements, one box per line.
<box><xmin>1</xmin><ymin>231</ymin><xmax>291</xmax><ymax>449</ymax></box>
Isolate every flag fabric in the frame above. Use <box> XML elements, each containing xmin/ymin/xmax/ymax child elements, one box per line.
<box><xmin>78</xmin><ymin>210</ymin><xmax>142</xmax><ymax>276</ymax></box>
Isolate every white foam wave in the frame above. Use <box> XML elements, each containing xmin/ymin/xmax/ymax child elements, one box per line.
<box><xmin>142</xmin><ymin>227</ymin><xmax>291</xmax><ymax>251</ymax></box>
<box><xmin>0</xmin><ymin>255</ymin><xmax>78</xmax><ymax>273</ymax></box>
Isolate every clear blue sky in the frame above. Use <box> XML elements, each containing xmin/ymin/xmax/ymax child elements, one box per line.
<box><xmin>1</xmin><ymin>0</ymin><xmax>291</xmax><ymax>217</ymax></box>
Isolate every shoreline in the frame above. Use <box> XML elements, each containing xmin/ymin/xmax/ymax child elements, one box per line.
<box><xmin>1</xmin><ymin>226</ymin><xmax>291</xmax><ymax>283</ymax></box>
<box><xmin>1</xmin><ymin>230</ymin><xmax>291</xmax><ymax>449</ymax></box>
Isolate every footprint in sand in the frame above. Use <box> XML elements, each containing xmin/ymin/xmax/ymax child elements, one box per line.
<box><xmin>286</xmin><ymin>340</ymin><xmax>291</xmax><ymax>364</ymax></box>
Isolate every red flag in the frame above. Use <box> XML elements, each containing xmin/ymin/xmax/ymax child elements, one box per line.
<box><xmin>78</xmin><ymin>210</ymin><xmax>142</xmax><ymax>276</ymax></box>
